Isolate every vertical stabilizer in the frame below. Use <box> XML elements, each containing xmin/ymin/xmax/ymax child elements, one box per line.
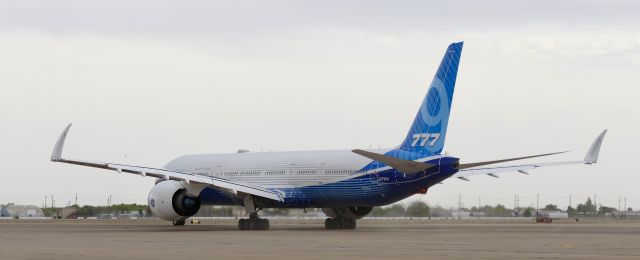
<box><xmin>399</xmin><ymin>42</ymin><xmax>463</xmax><ymax>155</ymax></box>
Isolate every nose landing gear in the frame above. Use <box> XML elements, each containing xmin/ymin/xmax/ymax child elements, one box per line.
<box><xmin>172</xmin><ymin>219</ymin><xmax>186</xmax><ymax>226</ymax></box>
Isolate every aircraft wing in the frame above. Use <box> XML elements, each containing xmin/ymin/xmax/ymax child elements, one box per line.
<box><xmin>453</xmin><ymin>130</ymin><xmax>607</xmax><ymax>181</ymax></box>
<box><xmin>50</xmin><ymin>124</ymin><xmax>284</xmax><ymax>202</ymax></box>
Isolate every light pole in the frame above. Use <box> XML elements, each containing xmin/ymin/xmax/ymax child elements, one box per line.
<box><xmin>619</xmin><ymin>197</ymin><xmax>622</xmax><ymax>213</ymax></box>
<box><xmin>536</xmin><ymin>194</ymin><xmax>539</xmax><ymax>215</ymax></box>
<box><xmin>458</xmin><ymin>194</ymin><xmax>462</xmax><ymax>220</ymax></box>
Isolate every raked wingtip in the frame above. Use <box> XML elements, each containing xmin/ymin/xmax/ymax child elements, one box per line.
<box><xmin>584</xmin><ymin>129</ymin><xmax>607</xmax><ymax>164</ymax></box>
<box><xmin>51</xmin><ymin>123</ymin><xmax>72</xmax><ymax>161</ymax></box>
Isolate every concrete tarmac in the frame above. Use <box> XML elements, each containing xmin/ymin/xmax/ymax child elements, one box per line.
<box><xmin>1</xmin><ymin>219</ymin><xmax>639</xmax><ymax>259</ymax></box>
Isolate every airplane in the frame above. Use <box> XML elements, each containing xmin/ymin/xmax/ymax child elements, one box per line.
<box><xmin>51</xmin><ymin>42</ymin><xmax>607</xmax><ymax>230</ymax></box>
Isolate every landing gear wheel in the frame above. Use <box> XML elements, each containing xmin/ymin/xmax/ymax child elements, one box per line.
<box><xmin>325</xmin><ymin>218</ymin><xmax>356</xmax><ymax>230</ymax></box>
<box><xmin>325</xmin><ymin>218</ymin><xmax>334</xmax><ymax>229</ymax></box>
<box><xmin>260</xmin><ymin>219</ymin><xmax>270</xmax><ymax>230</ymax></box>
<box><xmin>238</xmin><ymin>217</ymin><xmax>270</xmax><ymax>230</ymax></box>
<box><xmin>173</xmin><ymin>220</ymin><xmax>186</xmax><ymax>226</ymax></box>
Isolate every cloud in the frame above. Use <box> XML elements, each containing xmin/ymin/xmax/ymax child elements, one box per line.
<box><xmin>1</xmin><ymin>0</ymin><xmax>638</xmax><ymax>38</ymax></box>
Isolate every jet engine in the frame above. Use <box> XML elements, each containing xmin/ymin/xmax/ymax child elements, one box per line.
<box><xmin>148</xmin><ymin>180</ymin><xmax>201</xmax><ymax>221</ymax></box>
<box><xmin>321</xmin><ymin>206</ymin><xmax>373</xmax><ymax>220</ymax></box>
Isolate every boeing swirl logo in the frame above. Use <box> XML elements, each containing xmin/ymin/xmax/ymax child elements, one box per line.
<box><xmin>420</xmin><ymin>79</ymin><xmax>449</xmax><ymax>127</ymax></box>
<box><xmin>413</xmin><ymin>78</ymin><xmax>449</xmax><ymax>152</ymax></box>
<box><xmin>426</xmin><ymin>88</ymin><xmax>441</xmax><ymax>117</ymax></box>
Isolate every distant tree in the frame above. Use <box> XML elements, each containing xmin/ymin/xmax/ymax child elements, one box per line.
<box><xmin>598</xmin><ymin>206</ymin><xmax>616</xmax><ymax>215</ymax></box>
<box><xmin>42</xmin><ymin>207</ymin><xmax>59</xmax><ymax>217</ymax></box>
<box><xmin>371</xmin><ymin>204</ymin><xmax>406</xmax><ymax>217</ymax></box>
<box><xmin>110</xmin><ymin>203</ymin><xmax>146</xmax><ymax>213</ymax></box>
<box><xmin>407</xmin><ymin>201</ymin><xmax>430</xmax><ymax>217</ymax></box>
<box><xmin>493</xmin><ymin>204</ymin><xmax>508</xmax><ymax>217</ymax></box>
<box><xmin>628</xmin><ymin>207</ymin><xmax>633</xmax><ymax>212</ymax></box>
<box><xmin>370</xmin><ymin>207</ymin><xmax>387</xmax><ymax>217</ymax></box>
<box><xmin>77</xmin><ymin>205</ymin><xmax>98</xmax><ymax>217</ymax></box>
<box><xmin>479</xmin><ymin>205</ymin><xmax>494</xmax><ymax>216</ymax></box>
<box><xmin>577</xmin><ymin>197</ymin><xmax>597</xmax><ymax>214</ymax></box>
<box><xmin>586</xmin><ymin>198</ymin><xmax>596</xmax><ymax>212</ymax></box>
<box><xmin>389</xmin><ymin>204</ymin><xmax>407</xmax><ymax>217</ymax></box>
<box><xmin>567</xmin><ymin>206</ymin><xmax>577</xmax><ymax>217</ymax></box>
<box><xmin>543</xmin><ymin>204</ymin><xmax>559</xmax><ymax>211</ymax></box>
<box><xmin>523</xmin><ymin>207</ymin><xmax>533</xmax><ymax>217</ymax></box>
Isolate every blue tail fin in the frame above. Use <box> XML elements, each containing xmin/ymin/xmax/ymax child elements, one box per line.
<box><xmin>399</xmin><ymin>42</ymin><xmax>463</xmax><ymax>155</ymax></box>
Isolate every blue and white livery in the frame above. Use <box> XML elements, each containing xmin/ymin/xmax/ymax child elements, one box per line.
<box><xmin>50</xmin><ymin>42</ymin><xmax>607</xmax><ymax>230</ymax></box>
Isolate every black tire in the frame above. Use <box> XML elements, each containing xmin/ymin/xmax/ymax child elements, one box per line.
<box><xmin>336</xmin><ymin>218</ymin><xmax>344</xmax><ymax>229</ymax></box>
<box><xmin>257</xmin><ymin>219</ymin><xmax>265</xmax><ymax>230</ymax></box>
<box><xmin>326</xmin><ymin>218</ymin><xmax>339</xmax><ymax>230</ymax></box>
<box><xmin>173</xmin><ymin>220</ymin><xmax>185</xmax><ymax>226</ymax></box>
<box><xmin>325</xmin><ymin>218</ymin><xmax>356</xmax><ymax>230</ymax></box>
<box><xmin>247</xmin><ymin>219</ymin><xmax>255</xmax><ymax>230</ymax></box>
<box><xmin>239</xmin><ymin>218</ymin><xmax>270</xmax><ymax>230</ymax></box>
<box><xmin>263</xmin><ymin>219</ymin><xmax>270</xmax><ymax>230</ymax></box>
<box><xmin>238</xmin><ymin>219</ymin><xmax>246</xmax><ymax>230</ymax></box>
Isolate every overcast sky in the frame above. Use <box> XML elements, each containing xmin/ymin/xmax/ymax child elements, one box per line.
<box><xmin>1</xmin><ymin>0</ymin><xmax>638</xmax><ymax>211</ymax></box>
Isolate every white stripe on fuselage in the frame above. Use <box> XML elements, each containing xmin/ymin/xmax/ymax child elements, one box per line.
<box><xmin>164</xmin><ymin>149</ymin><xmax>443</xmax><ymax>188</ymax></box>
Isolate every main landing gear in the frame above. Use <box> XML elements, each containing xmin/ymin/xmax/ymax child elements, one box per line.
<box><xmin>238</xmin><ymin>212</ymin><xmax>270</xmax><ymax>230</ymax></box>
<box><xmin>172</xmin><ymin>219</ymin><xmax>186</xmax><ymax>226</ymax></box>
<box><xmin>238</xmin><ymin>195</ymin><xmax>270</xmax><ymax>230</ymax></box>
<box><xmin>325</xmin><ymin>217</ymin><xmax>356</xmax><ymax>230</ymax></box>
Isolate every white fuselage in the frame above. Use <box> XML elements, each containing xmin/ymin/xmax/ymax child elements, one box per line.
<box><xmin>164</xmin><ymin>149</ymin><xmax>392</xmax><ymax>188</ymax></box>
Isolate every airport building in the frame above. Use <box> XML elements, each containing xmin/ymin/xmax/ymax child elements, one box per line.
<box><xmin>0</xmin><ymin>205</ymin><xmax>44</xmax><ymax>218</ymax></box>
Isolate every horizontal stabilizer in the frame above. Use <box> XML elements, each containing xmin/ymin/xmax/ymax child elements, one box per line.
<box><xmin>352</xmin><ymin>149</ymin><xmax>435</xmax><ymax>174</ymax></box>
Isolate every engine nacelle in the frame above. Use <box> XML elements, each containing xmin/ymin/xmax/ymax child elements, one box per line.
<box><xmin>322</xmin><ymin>206</ymin><xmax>373</xmax><ymax>220</ymax></box>
<box><xmin>148</xmin><ymin>181</ymin><xmax>201</xmax><ymax>221</ymax></box>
